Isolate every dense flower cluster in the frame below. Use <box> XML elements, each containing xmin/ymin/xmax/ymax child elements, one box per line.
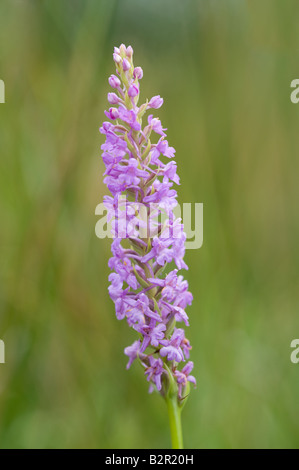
<box><xmin>100</xmin><ymin>44</ymin><xmax>196</xmax><ymax>400</ymax></box>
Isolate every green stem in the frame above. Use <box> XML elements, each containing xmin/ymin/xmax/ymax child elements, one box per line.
<box><xmin>166</xmin><ymin>395</ymin><xmax>184</xmax><ymax>449</ymax></box>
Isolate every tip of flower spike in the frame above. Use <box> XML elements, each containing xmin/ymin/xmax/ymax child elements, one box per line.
<box><xmin>119</xmin><ymin>44</ymin><xmax>127</xmax><ymax>55</ymax></box>
<box><xmin>116</xmin><ymin>44</ymin><xmax>134</xmax><ymax>59</ymax></box>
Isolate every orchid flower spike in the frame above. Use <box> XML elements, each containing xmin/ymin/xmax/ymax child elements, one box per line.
<box><xmin>100</xmin><ymin>44</ymin><xmax>196</xmax><ymax>449</ymax></box>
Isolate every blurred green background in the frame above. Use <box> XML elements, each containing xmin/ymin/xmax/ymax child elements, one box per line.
<box><xmin>0</xmin><ymin>0</ymin><xmax>299</xmax><ymax>449</ymax></box>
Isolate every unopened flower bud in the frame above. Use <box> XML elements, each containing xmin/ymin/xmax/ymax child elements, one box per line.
<box><xmin>113</xmin><ymin>53</ymin><xmax>122</xmax><ymax>64</ymax></box>
<box><xmin>105</xmin><ymin>107</ymin><xmax>119</xmax><ymax>120</ymax></box>
<box><xmin>128</xmin><ymin>84</ymin><xmax>139</xmax><ymax>98</ymax></box>
<box><xmin>122</xmin><ymin>58</ymin><xmax>131</xmax><ymax>71</ymax></box>
<box><xmin>108</xmin><ymin>92</ymin><xmax>120</xmax><ymax>105</ymax></box>
<box><xmin>133</xmin><ymin>67</ymin><xmax>143</xmax><ymax>80</ymax></box>
<box><xmin>126</xmin><ymin>45</ymin><xmax>133</xmax><ymax>59</ymax></box>
<box><xmin>119</xmin><ymin>43</ymin><xmax>127</xmax><ymax>56</ymax></box>
<box><xmin>149</xmin><ymin>95</ymin><xmax>164</xmax><ymax>109</ymax></box>
<box><xmin>108</xmin><ymin>74</ymin><xmax>121</xmax><ymax>88</ymax></box>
